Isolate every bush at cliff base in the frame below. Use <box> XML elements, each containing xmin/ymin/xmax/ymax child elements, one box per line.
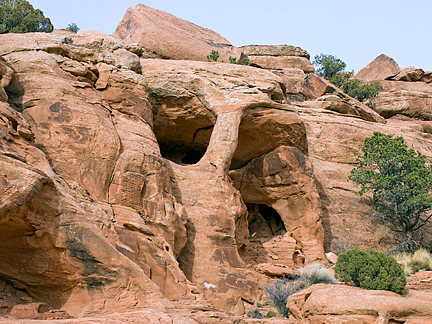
<box><xmin>335</xmin><ymin>247</ymin><xmax>406</xmax><ymax>294</ymax></box>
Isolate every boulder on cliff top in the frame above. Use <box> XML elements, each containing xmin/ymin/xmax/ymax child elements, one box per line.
<box><xmin>389</xmin><ymin>66</ymin><xmax>425</xmax><ymax>82</ymax></box>
<box><xmin>112</xmin><ymin>4</ymin><xmax>242</xmax><ymax>62</ymax></box>
<box><xmin>240</xmin><ymin>44</ymin><xmax>310</xmax><ymax>59</ymax></box>
<box><xmin>356</xmin><ymin>54</ymin><xmax>400</xmax><ymax>82</ymax></box>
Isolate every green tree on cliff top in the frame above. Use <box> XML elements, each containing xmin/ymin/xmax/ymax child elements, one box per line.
<box><xmin>0</xmin><ymin>0</ymin><xmax>53</xmax><ymax>34</ymax></box>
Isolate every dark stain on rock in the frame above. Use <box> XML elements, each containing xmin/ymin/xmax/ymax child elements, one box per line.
<box><xmin>291</xmin><ymin>147</ymin><xmax>306</xmax><ymax>171</ymax></box>
<box><xmin>49</xmin><ymin>102</ymin><xmax>62</xmax><ymax>112</ymax></box>
<box><xmin>60</xmin><ymin>125</ymin><xmax>92</xmax><ymax>144</ymax></box>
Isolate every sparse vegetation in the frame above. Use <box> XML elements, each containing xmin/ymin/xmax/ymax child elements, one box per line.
<box><xmin>393</xmin><ymin>248</ymin><xmax>432</xmax><ymax>276</ymax></box>
<box><xmin>335</xmin><ymin>247</ymin><xmax>406</xmax><ymax>294</ymax></box>
<box><xmin>65</xmin><ymin>22</ymin><xmax>79</xmax><ymax>33</ymax></box>
<box><xmin>264</xmin><ymin>263</ymin><xmax>335</xmax><ymax>317</ymax></box>
<box><xmin>207</xmin><ymin>50</ymin><xmax>220</xmax><ymax>62</ymax></box>
<box><xmin>329</xmin><ymin>72</ymin><xmax>383</xmax><ymax>109</ymax></box>
<box><xmin>246</xmin><ymin>308</ymin><xmax>263</xmax><ymax>319</ymax></box>
<box><xmin>313</xmin><ymin>53</ymin><xmax>383</xmax><ymax>109</ymax></box>
<box><xmin>242</xmin><ymin>57</ymin><xmax>251</xmax><ymax>65</ymax></box>
<box><xmin>300</xmin><ymin>263</ymin><xmax>336</xmax><ymax>284</ymax></box>
<box><xmin>332</xmin><ymin>235</ymin><xmax>361</xmax><ymax>254</ymax></box>
<box><xmin>266</xmin><ymin>309</ymin><xmax>278</xmax><ymax>318</ymax></box>
<box><xmin>350</xmin><ymin>132</ymin><xmax>432</xmax><ymax>252</ymax></box>
<box><xmin>0</xmin><ymin>0</ymin><xmax>53</xmax><ymax>34</ymax></box>
<box><xmin>228</xmin><ymin>56</ymin><xmax>237</xmax><ymax>64</ymax></box>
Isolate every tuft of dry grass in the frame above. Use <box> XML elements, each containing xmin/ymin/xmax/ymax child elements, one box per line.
<box><xmin>393</xmin><ymin>248</ymin><xmax>432</xmax><ymax>275</ymax></box>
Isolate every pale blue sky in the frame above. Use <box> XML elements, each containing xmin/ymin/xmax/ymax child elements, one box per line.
<box><xmin>30</xmin><ymin>0</ymin><xmax>432</xmax><ymax>73</ymax></box>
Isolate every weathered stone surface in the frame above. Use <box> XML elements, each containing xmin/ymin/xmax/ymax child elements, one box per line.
<box><xmin>140</xmin><ymin>58</ymin><xmax>325</xmax><ymax>308</ymax></box>
<box><xmin>297</xmin><ymin>105</ymin><xmax>432</xmax><ymax>251</ymax></box>
<box><xmin>356</xmin><ymin>54</ymin><xmax>400</xmax><ymax>82</ymax></box>
<box><xmin>0</xmin><ymin>56</ymin><xmax>14</xmax><ymax>102</ymax></box>
<box><xmin>390</xmin><ymin>66</ymin><xmax>425</xmax><ymax>82</ymax></box>
<box><xmin>249</xmin><ymin>56</ymin><xmax>315</xmax><ymax>73</ymax></box>
<box><xmin>240</xmin><ymin>45</ymin><xmax>310</xmax><ymax>59</ymax></box>
<box><xmin>113</xmin><ymin>4</ymin><xmax>242</xmax><ymax>62</ymax></box>
<box><xmin>287</xmin><ymin>284</ymin><xmax>432</xmax><ymax>324</ymax></box>
<box><xmin>0</xmin><ymin>24</ymin><xmax>328</xmax><ymax>319</ymax></box>
<box><xmin>271</xmin><ymin>68</ymin><xmax>305</xmax><ymax>99</ymax></box>
<box><xmin>421</xmin><ymin>71</ymin><xmax>432</xmax><ymax>83</ymax></box>
<box><xmin>376</xmin><ymin>80</ymin><xmax>432</xmax><ymax>120</ymax></box>
<box><xmin>300</xmin><ymin>73</ymin><xmax>385</xmax><ymax>123</ymax></box>
<box><xmin>325</xmin><ymin>252</ymin><xmax>338</xmax><ymax>264</ymax></box>
<box><xmin>230</xmin><ymin>146</ymin><xmax>325</xmax><ymax>266</ymax></box>
<box><xmin>0</xmin><ymin>30</ymin><xmax>185</xmax><ymax>317</ymax></box>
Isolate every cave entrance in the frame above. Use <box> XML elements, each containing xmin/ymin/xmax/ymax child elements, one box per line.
<box><xmin>247</xmin><ymin>204</ymin><xmax>287</xmax><ymax>238</ymax></box>
<box><xmin>152</xmin><ymin>108</ymin><xmax>214</xmax><ymax>165</ymax></box>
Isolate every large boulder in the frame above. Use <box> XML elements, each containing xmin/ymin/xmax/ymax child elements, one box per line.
<box><xmin>287</xmin><ymin>284</ymin><xmax>432</xmax><ymax>323</ymax></box>
<box><xmin>241</xmin><ymin>44</ymin><xmax>315</xmax><ymax>73</ymax></box>
<box><xmin>112</xmin><ymin>4</ymin><xmax>242</xmax><ymax>62</ymax></box>
<box><xmin>356</xmin><ymin>54</ymin><xmax>400</xmax><ymax>82</ymax></box>
<box><xmin>375</xmin><ymin>80</ymin><xmax>432</xmax><ymax>120</ymax></box>
<box><xmin>389</xmin><ymin>66</ymin><xmax>425</xmax><ymax>82</ymax></box>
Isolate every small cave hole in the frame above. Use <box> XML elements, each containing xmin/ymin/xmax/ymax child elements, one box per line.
<box><xmin>181</xmin><ymin>149</ymin><xmax>204</xmax><ymax>164</ymax></box>
<box><xmin>165</xmin><ymin>246</ymin><xmax>169</xmax><ymax>252</ymax></box>
<box><xmin>248</xmin><ymin>204</ymin><xmax>287</xmax><ymax>239</ymax></box>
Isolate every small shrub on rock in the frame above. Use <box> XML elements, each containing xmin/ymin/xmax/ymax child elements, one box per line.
<box><xmin>246</xmin><ymin>308</ymin><xmax>262</xmax><ymax>319</ymax></box>
<box><xmin>65</xmin><ymin>23</ymin><xmax>79</xmax><ymax>33</ymax></box>
<box><xmin>206</xmin><ymin>50</ymin><xmax>219</xmax><ymax>62</ymax></box>
<box><xmin>335</xmin><ymin>247</ymin><xmax>406</xmax><ymax>294</ymax></box>
<box><xmin>228</xmin><ymin>56</ymin><xmax>237</xmax><ymax>64</ymax></box>
<box><xmin>300</xmin><ymin>263</ymin><xmax>336</xmax><ymax>284</ymax></box>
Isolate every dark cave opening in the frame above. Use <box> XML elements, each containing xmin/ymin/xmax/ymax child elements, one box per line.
<box><xmin>247</xmin><ymin>204</ymin><xmax>287</xmax><ymax>238</ymax></box>
<box><xmin>152</xmin><ymin>112</ymin><xmax>214</xmax><ymax>165</ymax></box>
<box><xmin>181</xmin><ymin>149</ymin><xmax>204</xmax><ymax>164</ymax></box>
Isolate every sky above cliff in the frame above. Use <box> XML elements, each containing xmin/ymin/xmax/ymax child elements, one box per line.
<box><xmin>30</xmin><ymin>0</ymin><xmax>432</xmax><ymax>73</ymax></box>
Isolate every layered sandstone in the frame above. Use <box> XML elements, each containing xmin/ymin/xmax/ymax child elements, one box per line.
<box><xmin>241</xmin><ymin>44</ymin><xmax>315</xmax><ymax>74</ymax></box>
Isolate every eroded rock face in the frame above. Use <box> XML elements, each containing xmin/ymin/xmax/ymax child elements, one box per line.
<box><xmin>113</xmin><ymin>4</ymin><xmax>243</xmax><ymax>62</ymax></box>
<box><xmin>140</xmin><ymin>59</ymin><xmax>325</xmax><ymax>308</ymax></box>
<box><xmin>298</xmin><ymin>104</ymin><xmax>432</xmax><ymax>251</ymax></box>
<box><xmin>0</xmin><ymin>31</ymin><xmax>187</xmax><ymax>317</ymax></box>
<box><xmin>376</xmin><ymin>80</ymin><xmax>432</xmax><ymax>120</ymax></box>
<box><xmin>0</xmin><ymin>28</ymin><xmax>327</xmax><ymax>316</ymax></box>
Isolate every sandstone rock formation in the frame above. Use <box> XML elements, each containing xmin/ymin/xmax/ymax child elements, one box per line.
<box><xmin>287</xmin><ymin>284</ymin><xmax>432</xmax><ymax>323</ymax></box>
<box><xmin>2</xmin><ymin>4</ymin><xmax>432</xmax><ymax>323</ymax></box>
<box><xmin>140</xmin><ymin>58</ymin><xmax>326</xmax><ymax>308</ymax></box>
<box><xmin>298</xmin><ymin>73</ymin><xmax>385</xmax><ymax>123</ymax></box>
<box><xmin>0</xmin><ymin>25</ymin><xmax>326</xmax><ymax>318</ymax></box>
<box><xmin>356</xmin><ymin>53</ymin><xmax>400</xmax><ymax>82</ymax></box>
<box><xmin>355</xmin><ymin>54</ymin><xmax>432</xmax><ymax>122</ymax></box>
<box><xmin>113</xmin><ymin>4</ymin><xmax>243</xmax><ymax>62</ymax></box>
<box><xmin>376</xmin><ymin>80</ymin><xmax>432</xmax><ymax>120</ymax></box>
<box><xmin>241</xmin><ymin>44</ymin><xmax>314</xmax><ymax>74</ymax></box>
